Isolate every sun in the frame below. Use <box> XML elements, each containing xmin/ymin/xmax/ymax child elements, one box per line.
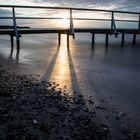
<box><xmin>58</xmin><ymin>12</ymin><xmax>70</xmax><ymax>29</ymax></box>
<box><xmin>60</xmin><ymin>18</ymin><xmax>69</xmax><ymax>28</ymax></box>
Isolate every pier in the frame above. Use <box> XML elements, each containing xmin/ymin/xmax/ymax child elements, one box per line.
<box><xmin>0</xmin><ymin>5</ymin><xmax>140</xmax><ymax>51</ymax></box>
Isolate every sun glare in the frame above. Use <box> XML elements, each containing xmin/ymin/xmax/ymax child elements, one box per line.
<box><xmin>60</xmin><ymin>18</ymin><xmax>69</xmax><ymax>28</ymax></box>
<box><xmin>58</xmin><ymin>12</ymin><xmax>70</xmax><ymax>28</ymax></box>
<box><xmin>48</xmin><ymin>34</ymin><xmax>72</xmax><ymax>92</ymax></box>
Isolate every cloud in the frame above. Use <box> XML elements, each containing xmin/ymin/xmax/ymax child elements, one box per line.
<box><xmin>30</xmin><ymin>0</ymin><xmax>140</xmax><ymax>12</ymax></box>
<box><xmin>0</xmin><ymin>0</ymin><xmax>140</xmax><ymax>12</ymax></box>
<box><xmin>0</xmin><ymin>0</ymin><xmax>140</xmax><ymax>27</ymax></box>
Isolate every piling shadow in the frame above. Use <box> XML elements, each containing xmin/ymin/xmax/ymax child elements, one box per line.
<box><xmin>41</xmin><ymin>45</ymin><xmax>60</xmax><ymax>81</ymax></box>
<box><xmin>67</xmin><ymin>49</ymin><xmax>81</xmax><ymax>97</ymax></box>
<box><xmin>41</xmin><ymin>43</ymin><xmax>82</xmax><ymax>99</ymax></box>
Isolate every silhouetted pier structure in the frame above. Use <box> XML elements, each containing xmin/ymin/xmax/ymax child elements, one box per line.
<box><xmin>0</xmin><ymin>5</ymin><xmax>140</xmax><ymax>51</ymax></box>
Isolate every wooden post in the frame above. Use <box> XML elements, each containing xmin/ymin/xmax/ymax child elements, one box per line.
<box><xmin>133</xmin><ymin>34</ymin><xmax>136</xmax><ymax>45</ymax></box>
<box><xmin>92</xmin><ymin>33</ymin><xmax>95</xmax><ymax>45</ymax></box>
<box><xmin>67</xmin><ymin>33</ymin><xmax>69</xmax><ymax>49</ymax></box>
<box><xmin>10</xmin><ymin>35</ymin><xmax>14</xmax><ymax>49</ymax></box>
<box><xmin>12</xmin><ymin>7</ymin><xmax>20</xmax><ymax>50</ymax></box>
<box><xmin>17</xmin><ymin>39</ymin><xmax>20</xmax><ymax>50</ymax></box>
<box><xmin>70</xmin><ymin>9</ymin><xmax>75</xmax><ymax>39</ymax></box>
<box><xmin>111</xmin><ymin>12</ymin><xmax>114</xmax><ymax>30</ymax></box>
<box><xmin>58</xmin><ymin>33</ymin><xmax>61</xmax><ymax>45</ymax></box>
<box><xmin>121</xmin><ymin>33</ymin><xmax>125</xmax><ymax>46</ymax></box>
<box><xmin>106</xmin><ymin>34</ymin><xmax>108</xmax><ymax>47</ymax></box>
<box><xmin>138</xmin><ymin>14</ymin><xmax>140</xmax><ymax>30</ymax></box>
<box><xmin>9</xmin><ymin>35</ymin><xmax>14</xmax><ymax>57</ymax></box>
<box><xmin>111</xmin><ymin>11</ymin><xmax>118</xmax><ymax>37</ymax></box>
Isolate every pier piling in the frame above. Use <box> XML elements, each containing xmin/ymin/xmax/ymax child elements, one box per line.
<box><xmin>121</xmin><ymin>33</ymin><xmax>125</xmax><ymax>46</ymax></box>
<box><xmin>133</xmin><ymin>34</ymin><xmax>136</xmax><ymax>45</ymax></box>
<box><xmin>10</xmin><ymin>35</ymin><xmax>14</xmax><ymax>49</ymax></box>
<box><xmin>92</xmin><ymin>33</ymin><xmax>95</xmax><ymax>47</ymax></box>
<box><xmin>58</xmin><ymin>33</ymin><xmax>61</xmax><ymax>45</ymax></box>
<box><xmin>67</xmin><ymin>33</ymin><xmax>69</xmax><ymax>49</ymax></box>
<box><xmin>106</xmin><ymin>34</ymin><xmax>109</xmax><ymax>46</ymax></box>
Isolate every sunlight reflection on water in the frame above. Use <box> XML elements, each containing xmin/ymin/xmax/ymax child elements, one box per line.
<box><xmin>42</xmin><ymin>34</ymin><xmax>73</xmax><ymax>93</ymax></box>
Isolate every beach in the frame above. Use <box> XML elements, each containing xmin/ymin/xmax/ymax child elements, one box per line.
<box><xmin>0</xmin><ymin>33</ymin><xmax>140</xmax><ymax>139</ymax></box>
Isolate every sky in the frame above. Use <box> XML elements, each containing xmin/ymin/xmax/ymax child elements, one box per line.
<box><xmin>0</xmin><ymin>0</ymin><xmax>140</xmax><ymax>11</ymax></box>
<box><xmin>0</xmin><ymin>0</ymin><xmax>140</xmax><ymax>28</ymax></box>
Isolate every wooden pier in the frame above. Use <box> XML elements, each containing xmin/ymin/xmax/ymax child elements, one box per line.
<box><xmin>0</xmin><ymin>5</ymin><xmax>140</xmax><ymax>51</ymax></box>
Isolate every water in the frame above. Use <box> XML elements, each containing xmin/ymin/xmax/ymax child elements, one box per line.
<box><xmin>0</xmin><ymin>33</ymin><xmax>140</xmax><ymax>131</ymax></box>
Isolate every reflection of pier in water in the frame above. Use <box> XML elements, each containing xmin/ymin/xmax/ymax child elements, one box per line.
<box><xmin>0</xmin><ymin>5</ymin><xmax>140</xmax><ymax>51</ymax></box>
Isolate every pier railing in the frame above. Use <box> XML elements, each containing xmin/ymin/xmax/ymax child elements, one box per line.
<box><xmin>0</xmin><ymin>5</ymin><xmax>140</xmax><ymax>49</ymax></box>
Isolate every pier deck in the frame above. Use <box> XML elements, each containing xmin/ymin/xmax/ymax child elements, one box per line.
<box><xmin>0</xmin><ymin>28</ymin><xmax>140</xmax><ymax>48</ymax></box>
<box><xmin>1</xmin><ymin>28</ymin><xmax>140</xmax><ymax>34</ymax></box>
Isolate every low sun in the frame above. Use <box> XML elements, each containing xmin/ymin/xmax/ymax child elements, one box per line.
<box><xmin>60</xmin><ymin>18</ymin><xmax>69</xmax><ymax>28</ymax></box>
<box><xmin>58</xmin><ymin>12</ymin><xmax>70</xmax><ymax>28</ymax></box>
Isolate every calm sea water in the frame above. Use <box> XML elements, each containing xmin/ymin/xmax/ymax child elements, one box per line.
<box><xmin>0</xmin><ymin>33</ymin><xmax>140</xmax><ymax>131</ymax></box>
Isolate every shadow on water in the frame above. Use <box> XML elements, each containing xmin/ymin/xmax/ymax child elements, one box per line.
<box><xmin>67</xmin><ymin>48</ymin><xmax>81</xmax><ymax>96</ymax></box>
<box><xmin>41</xmin><ymin>45</ymin><xmax>60</xmax><ymax>81</ymax></box>
<box><xmin>41</xmin><ymin>44</ymin><xmax>82</xmax><ymax>98</ymax></box>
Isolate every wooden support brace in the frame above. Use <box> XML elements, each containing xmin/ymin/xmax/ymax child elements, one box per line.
<box><xmin>133</xmin><ymin>34</ymin><xmax>136</xmax><ymax>45</ymax></box>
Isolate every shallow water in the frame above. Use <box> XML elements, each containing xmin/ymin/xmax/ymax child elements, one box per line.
<box><xmin>0</xmin><ymin>33</ymin><xmax>140</xmax><ymax>131</ymax></box>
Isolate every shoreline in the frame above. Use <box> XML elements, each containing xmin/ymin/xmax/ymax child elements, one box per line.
<box><xmin>0</xmin><ymin>59</ymin><xmax>139</xmax><ymax>140</ymax></box>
